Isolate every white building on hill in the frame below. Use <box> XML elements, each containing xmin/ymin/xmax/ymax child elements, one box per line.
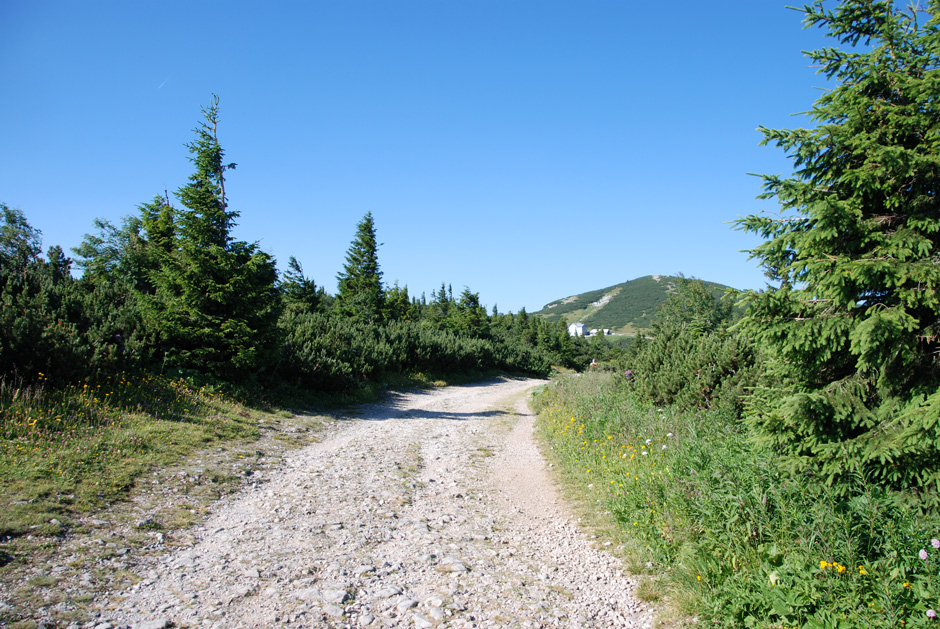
<box><xmin>567</xmin><ymin>322</ymin><xmax>588</xmax><ymax>337</ymax></box>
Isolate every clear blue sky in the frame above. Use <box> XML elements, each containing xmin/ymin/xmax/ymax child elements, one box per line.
<box><xmin>1</xmin><ymin>1</ymin><xmax>832</xmax><ymax>313</ymax></box>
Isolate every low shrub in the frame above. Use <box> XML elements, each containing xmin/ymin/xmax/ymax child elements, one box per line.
<box><xmin>534</xmin><ymin>372</ymin><xmax>940</xmax><ymax>628</ymax></box>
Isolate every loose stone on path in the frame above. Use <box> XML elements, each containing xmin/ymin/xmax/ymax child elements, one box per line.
<box><xmin>100</xmin><ymin>377</ymin><xmax>656</xmax><ymax>628</ymax></box>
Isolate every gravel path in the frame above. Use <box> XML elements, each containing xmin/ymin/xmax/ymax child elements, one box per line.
<box><xmin>106</xmin><ymin>377</ymin><xmax>655</xmax><ymax>628</ymax></box>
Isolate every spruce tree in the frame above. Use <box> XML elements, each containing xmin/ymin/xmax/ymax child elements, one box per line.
<box><xmin>150</xmin><ymin>97</ymin><xmax>280</xmax><ymax>381</ymax></box>
<box><xmin>335</xmin><ymin>212</ymin><xmax>384</xmax><ymax>323</ymax></box>
<box><xmin>736</xmin><ymin>0</ymin><xmax>940</xmax><ymax>499</ymax></box>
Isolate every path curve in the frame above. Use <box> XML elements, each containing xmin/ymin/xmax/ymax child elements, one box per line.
<box><xmin>113</xmin><ymin>377</ymin><xmax>655</xmax><ymax>628</ymax></box>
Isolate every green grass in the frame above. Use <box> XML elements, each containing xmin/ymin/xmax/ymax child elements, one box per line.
<box><xmin>0</xmin><ymin>372</ymin><xmax>268</xmax><ymax>537</ymax></box>
<box><xmin>0</xmin><ymin>367</ymin><xmax>508</xmax><ymax>539</ymax></box>
<box><xmin>533</xmin><ymin>372</ymin><xmax>940</xmax><ymax>628</ymax></box>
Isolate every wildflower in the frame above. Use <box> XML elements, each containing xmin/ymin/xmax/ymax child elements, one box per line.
<box><xmin>921</xmin><ymin>549</ymin><xmax>929</xmax><ymax>561</ymax></box>
<box><xmin>928</xmin><ymin>610</ymin><xmax>937</xmax><ymax>619</ymax></box>
<box><xmin>858</xmin><ymin>566</ymin><xmax>867</xmax><ymax>575</ymax></box>
<box><xmin>904</xmin><ymin>582</ymin><xmax>912</xmax><ymax>588</ymax></box>
<box><xmin>820</xmin><ymin>560</ymin><xmax>828</xmax><ymax>570</ymax></box>
<box><xmin>666</xmin><ymin>432</ymin><xmax>673</xmax><ymax>438</ymax></box>
<box><xmin>933</xmin><ymin>539</ymin><xmax>940</xmax><ymax>550</ymax></box>
<box><xmin>662</xmin><ymin>445</ymin><xmax>667</xmax><ymax>451</ymax></box>
<box><xmin>645</xmin><ymin>439</ymin><xmax>652</xmax><ymax>445</ymax></box>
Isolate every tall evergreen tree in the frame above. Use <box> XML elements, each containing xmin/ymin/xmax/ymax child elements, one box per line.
<box><xmin>736</xmin><ymin>0</ymin><xmax>940</xmax><ymax>498</ymax></box>
<box><xmin>335</xmin><ymin>212</ymin><xmax>384</xmax><ymax>323</ymax></box>
<box><xmin>149</xmin><ymin>96</ymin><xmax>280</xmax><ymax>381</ymax></box>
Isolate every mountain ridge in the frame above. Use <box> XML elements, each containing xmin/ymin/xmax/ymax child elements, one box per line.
<box><xmin>533</xmin><ymin>275</ymin><xmax>733</xmax><ymax>335</ymax></box>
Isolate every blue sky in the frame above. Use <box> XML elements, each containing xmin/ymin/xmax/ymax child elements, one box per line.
<box><xmin>1</xmin><ymin>1</ymin><xmax>833</xmax><ymax>313</ymax></box>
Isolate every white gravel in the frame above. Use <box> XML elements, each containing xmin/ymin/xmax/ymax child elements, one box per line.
<box><xmin>101</xmin><ymin>377</ymin><xmax>656</xmax><ymax>628</ymax></box>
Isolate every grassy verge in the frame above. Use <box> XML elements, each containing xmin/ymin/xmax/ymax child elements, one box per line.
<box><xmin>0</xmin><ymin>372</ymin><xmax>277</xmax><ymax>538</ymax></box>
<box><xmin>0</xmin><ymin>367</ymin><xmax>515</xmax><ymax>537</ymax></box>
<box><xmin>533</xmin><ymin>372</ymin><xmax>940</xmax><ymax>628</ymax></box>
<box><xmin>0</xmin><ymin>368</ymin><xmax>515</xmax><ymax>626</ymax></box>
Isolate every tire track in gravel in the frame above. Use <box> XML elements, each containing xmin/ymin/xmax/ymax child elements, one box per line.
<box><xmin>111</xmin><ymin>377</ymin><xmax>656</xmax><ymax>629</ymax></box>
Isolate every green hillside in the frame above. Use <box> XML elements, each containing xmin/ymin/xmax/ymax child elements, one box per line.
<box><xmin>534</xmin><ymin>275</ymin><xmax>732</xmax><ymax>335</ymax></box>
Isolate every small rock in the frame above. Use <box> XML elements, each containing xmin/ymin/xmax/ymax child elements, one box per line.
<box><xmin>442</xmin><ymin>560</ymin><xmax>468</xmax><ymax>573</ymax></box>
<box><xmin>235</xmin><ymin>585</ymin><xmax>254</xmax><ymax>598</ymax></box>
<box><xmin>291</xmin><ymin>587</ymin><xmax>319</xmax><ymax>601</ymax></box>
<box><xmin>136</xmin><ymin>620</ymin><xmax>170</xmax><ymax>629</ymax></box>
<box><xmin>412</xmin><ymin>614</ymin><xmax>433</xmax><ymax>628</ymax></box>
<box><xmin>323</xmin><ymin>604</ymin><xmax>344</xmax><ymax>617</ymax></box>
<box><xmin>320</xmin><ymin>589</ymin><xmax>350</xmax><ymax>604</ymax></box>
<box><xmin>397</xmin><ymin>597</ymin><xmax>418</xmax><ymax>612</ymax></box>
<box><xmin>375</xmin><ymin>585</ymin><xmax>402</xmax><ymax>599</ymax></box>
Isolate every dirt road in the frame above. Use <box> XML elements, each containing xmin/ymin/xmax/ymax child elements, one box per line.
<box><xmin>99</xmin><ymin>377</ymin><xmax>654</xmax><ymax>628</ymax></box>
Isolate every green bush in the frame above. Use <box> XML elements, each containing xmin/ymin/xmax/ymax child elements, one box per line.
<box><xmin>620</xmin><ymin>277</ymin><xmax>759</xmax><ymax>413</ymax></box>
<box><xmin>535</xmin><ymin>372</ymin><xmax>940</xmax><ymax>628</ymax></box>
<box><xmin>277</xmin><ymin>308</ymin><xmax>552</xmax><ymax>391</ymax></box>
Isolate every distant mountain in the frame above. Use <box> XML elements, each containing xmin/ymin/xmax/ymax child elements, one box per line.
<box><xmin>533</xmin><ymin>275</ymin><xmax>733</xmax><ymax>335</ymax></box>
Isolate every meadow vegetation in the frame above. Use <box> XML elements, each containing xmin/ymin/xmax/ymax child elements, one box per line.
<box><xmin>535</xmin><ymin>371</ymin><xmax>940</xmax><ymax>627</ymax></box>
<box><xmin>0</xmin><ymin>372</ymin><xmax>265</xmax><ymax>538</ymax></box>
<box><xmin>2</xmin><ymin>2</ymin><xmax>940</xmax><ymax>628</ymax></box>
<box><xmin>0</xmin><ymin>98</ymin><xmax>625</xmax><ymax>544</ymax></box>
<box><xmin>535</xmin><ymin>4</ymin><xmax>940</xmax><ymax>626</ymax></box>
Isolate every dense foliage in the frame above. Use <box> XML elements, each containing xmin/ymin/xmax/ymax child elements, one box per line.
<box><xmin>1</xmin><ymin>97</ymin><xmax>625</xmax><ymax>396</ymax></box>
<box><xmin>533</xmin><ymin>2</ymin><xmax>940</xmax><ymax>626</ymax></box>
<box><xmin>620</xmin><ymin>276</ymin><xmax>758</xmax><ymax>414</ymax></box>
<box><xmin>735</xmin><ymin>0</ymin><xmax>940</xmax><ymax>501</ymax></box>
<box><xmin>535</xmin><ymin>373</ymin><xmax>940</xmax><ymax>628</ymax></box>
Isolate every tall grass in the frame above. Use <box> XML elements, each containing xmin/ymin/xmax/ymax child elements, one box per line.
<box><xmin>0</xmin><ymin>372</ymin><xmax>260</xmax><ymax>537</ymax></box>
<box><xmin>533</xmin><ymin>372</ymin><xmax>940</xmax><ymax>628</ymax></box>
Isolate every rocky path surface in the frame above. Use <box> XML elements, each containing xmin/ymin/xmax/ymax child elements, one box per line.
<box><xmin>104</xmin><ymin>377</ymin><xmax>655</xmax><ymax>628</ymax></box>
